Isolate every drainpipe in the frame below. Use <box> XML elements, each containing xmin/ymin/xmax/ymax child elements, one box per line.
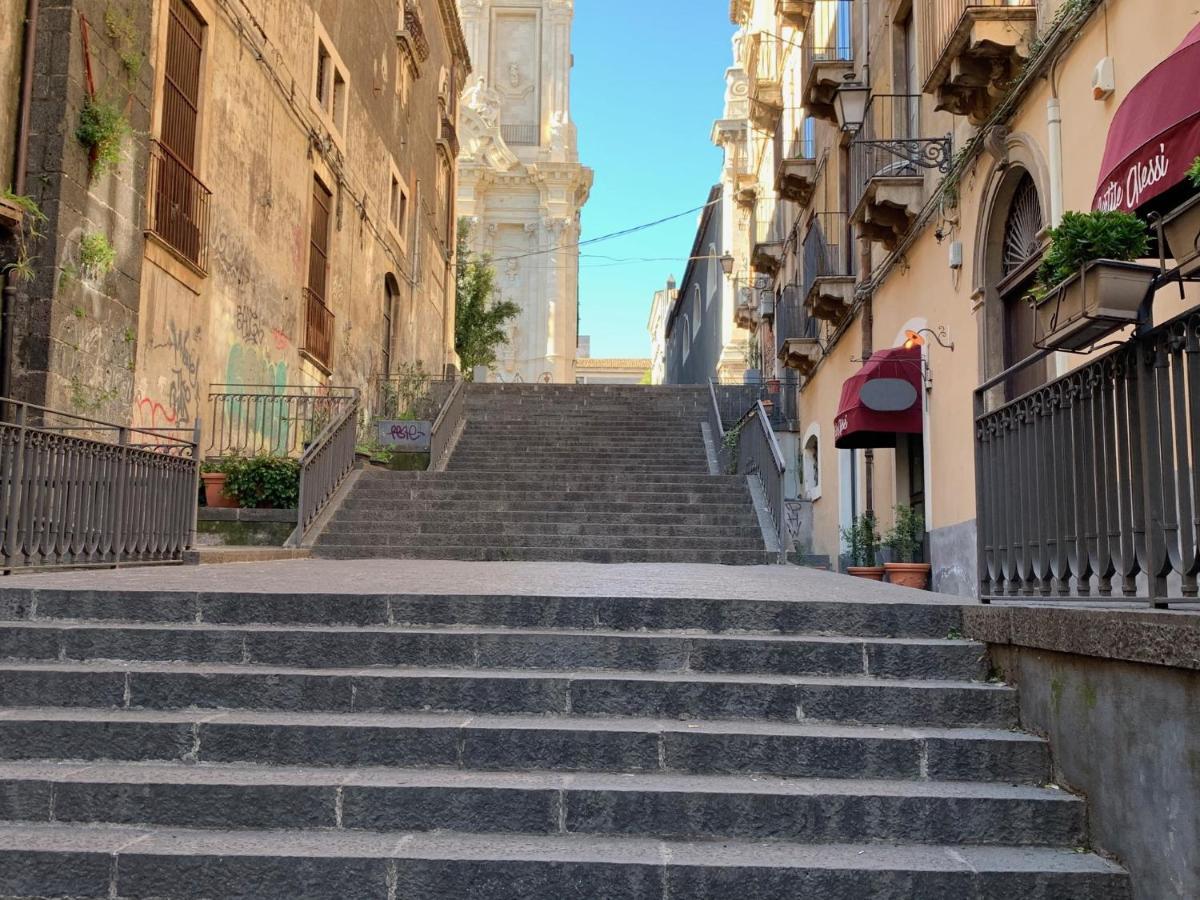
<box><xmin>1047</xmin><ymin>58</ymin><xmax>1068</xmax><ymax>377</ymax></box>
<box><xmin>1</xmin><ymin>0</ymin><xmax>39</xmax><ymax>401</ymax></box>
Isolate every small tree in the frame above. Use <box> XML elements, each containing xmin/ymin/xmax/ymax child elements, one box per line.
<box><xmin>841</xmin><ymin>511</ymin><xmax>881</xmax><ymax>568</ymax></box>
<box><xmin>885</xmin><ymin>504</ymin><xmax>926</xmax><ymax>564</ymax></box>
<box><xmin>455</xmin><ymin>219</ymin><xmax>520</xmax><ymax>379</ymax></box>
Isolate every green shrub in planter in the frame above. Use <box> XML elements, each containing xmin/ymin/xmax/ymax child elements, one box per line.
<box><xmin>840</xmin><ymin>511</ymin><xmax>881</xmax><ymax>568</ymax></box>
<box><xmin>222</xmin><ymin>454</ymin><xmax>300</xmax><ymax>509</ymax></box>
<box><xmin>884</xmin><ymin>504</ymin><xmax>926</xmax><ymax>564</ymax></box>
<box><xmin>1031</xmin><ymin>210</ymin><xmax>1149</xmax><ymax>304</ymax></box>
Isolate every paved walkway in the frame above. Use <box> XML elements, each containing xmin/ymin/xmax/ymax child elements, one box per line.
<box><xmin>0</xmin><ymin>559</ymin><xmax>954</xmax><ymax>604</ymax></box>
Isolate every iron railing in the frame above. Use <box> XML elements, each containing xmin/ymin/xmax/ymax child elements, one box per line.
<box><xmin>711</xmin><ymin>374</ymin><xmax>799</xmax><ymax>433</ymax></box>
<box><xmin>206</xmin><ymin>385</ymin><xmax>358</xmax><ymax>460</ymax></box>
<box><xmin>802</xmin><ymin>212</ymin><xmax>854</xmax><ymax>301</ymax></box>
<box><xmin>850</xmin><ymin>94</ymin><xmax>952</xmax><ymax>217</ymax></box>
<box><xmin>975</xmin><ymin>301</ymin><xmax>1200</xmax><ymax>608</ymax></box>
<box><xmin>746</xmin><ymin>31</ymin><xmax>784</xmax><ymax>89</ymax></box>
<box><xmin>501</xmin><ymin>124</ymin><xmax>539</xmax><ymax>146</ymax></box>
<box><xmin>920</xmin><ymin>0</ymin><xmax>1037</xmax><ymax>86</ymax></box>
<box><xmin>801</xmin><ymin>0</ymin><xmax>854</xmax><ymax>75</ymax></box>
<box><xmin>429</xmin><ymin>378</ymin><xmax>466</xmax><ymax>471</ymax></box>
<box><xmin>0</xmin><ymin>399</ymin><xmax>198</xmax><ymax>571</ymax></box>
<box><xmin>368</xmin><ymin>374</ymin><xmax>454</xmax><ymax>423</ymax></box>
<box><xmin>302</xmin><ymin>287</ymin><xmax>335</xmax><ymax>370</ymax></box>
<box><xmin>147</xmin><ymin>139</ymin><xmax>211</xmax><ymax>272</ymax></box>
<box><xmin>776</xmin><ymin>284</ymin><xmax>822</xmax><ymax>360</ymax></box>
<box><xmin>291</xmin><ymin>390</ymin><xmax>360</xmax><ymax>545</ymax></box>
<box><xmin>736</xmin><ymin>401</ymin><xmax>789</xmax><ymax>556</ymax></box>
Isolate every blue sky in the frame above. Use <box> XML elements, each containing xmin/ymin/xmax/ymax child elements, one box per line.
<box><xmin>573</xmin><ymin>2</ymin><xmax>731</xmax><ymax>359</ymax></box>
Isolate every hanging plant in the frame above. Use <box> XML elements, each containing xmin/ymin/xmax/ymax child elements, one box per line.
<box><xmin>76</xmin><ymin>95</ymin><xmax>131</xmax><ymax>180</ymax></box>
<box><xmin>1</xmin><ymin>188</ymin><xmax>47</xmax><ymax>284</ymax></box>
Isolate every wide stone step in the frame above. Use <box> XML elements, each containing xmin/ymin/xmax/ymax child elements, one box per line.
<box><xmin>0</xmin><ymin>709</ymin><xmax>1051</xmax><ymax>781</ymax></box>
<box><xmin>316</xmin><ymin>534</ymin><xmax>767</xmax><ymax>552</ymax></box>
<box><xmin>2</xmin><ymin>826</ymin><xmax>1127</xmax><ymax>900</ymax></box>
<box><xmin>341</xmin><ymin>488</ymin><xmax>749</xmax><ymax>503</ymax></box>
<box><xmin>325</xmin><ymin>522</ymin><xmax>767</xmax><ymax>539</ymax></box>
<box><xmin>0</xmin><ymin>591</ymin><xmax>967</xmax><ymax>638</ymax></box>
<box><xmin>329</xmin><ymin>511</ymin><xmax>762</xmax><ymax>529</ymax></box>
<box><xmin>311</xmin><ymin>546</ymin><xmax>777</xmax><ymax>564</ymax></box>
<box><xmin>362</xmin><ymin>472</ymin><xmax>745</xmax><ymax>486</ymax></box>
<box><xmin>443</xmin><ymin>460</ymin><xmax>709</xmax><ymax>472</ymax></box>
<box><xmin>0</xmin><ymin>762</ymin><xmax>1086</xmax><ymax>846</ymax></box>
<box><xmin>333</xmin><ymin>500</ymin><xmax>759</xmax><ymax>516</ymax></box>
<box><xmin>0</xmin><ymin>664</ymin><xmax>1006</xmax><ymax>726</ymax></box>
<box><xmin>0</xmin><ymin>624</ymin><xmax>987</xmax><ymax>682</ymax></box>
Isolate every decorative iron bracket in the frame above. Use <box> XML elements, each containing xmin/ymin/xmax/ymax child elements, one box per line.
<box><xmin>862</xmin><ymin>135</ymin><xmax>954</xmax><ymax>173</ymax></box>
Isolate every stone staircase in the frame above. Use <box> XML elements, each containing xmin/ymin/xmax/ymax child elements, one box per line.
<box><xmin>0</xmin><ymin>579</ymin><xmax>1130</xmax><ymax>898</ymax></box>
<box><xmin>314</xmin><ymin>383</ymin><xmax>775</xmax><ymax>563</ymax></box>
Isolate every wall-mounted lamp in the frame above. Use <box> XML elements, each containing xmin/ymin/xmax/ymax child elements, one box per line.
<box><xmin>904</xmin><ymin>327</ymin><xmax>955</xmax><ymax>352</ymax></box>
<box><xmin>720</xmin><ymin>252</ymin><xmax>736</xmax><ymax>277</ymax></box>
<box><xmin>833</xmin><ymin>83</ymin><xmax>869</xmax><ymax>132</ymax></box>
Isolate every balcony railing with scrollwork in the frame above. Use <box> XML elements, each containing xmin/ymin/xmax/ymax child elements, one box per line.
<box><xmin>849</xmin><ymin>94</ymin><xmax>951</xmax><ymax>216</ymax></box>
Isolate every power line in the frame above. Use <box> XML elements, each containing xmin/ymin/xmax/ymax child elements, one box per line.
<box><xmin>482</xmin><ymin>198</ymin><xmax>721</xmax><ymax>265</ymax></box>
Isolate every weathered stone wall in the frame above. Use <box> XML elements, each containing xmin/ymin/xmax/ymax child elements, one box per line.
<box><xmin>12</xmin><ymin>0</ymin><xmax>154</xmax><ymax>420</ymax></box>
<box><xmin>8</xmin><ymin>0</ymin><xmax>469</xmax><ymax>438</ymax></box>
<box><xmin>967</xmin><ymin>606</ymin><xmax>1200</xmax><ymax>900</ymax></box>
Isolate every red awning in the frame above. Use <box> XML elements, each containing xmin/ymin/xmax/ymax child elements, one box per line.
<box><xmin>834</xmin><ymin>346</ymin><xmax>923</xmax><ymax>450</ymax></box>
<box><xmin>1094</xmin><ymin>22</ymin><xmax>1200</xmax><ymax>212</ymax></box>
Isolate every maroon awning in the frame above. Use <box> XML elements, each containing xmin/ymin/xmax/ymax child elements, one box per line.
<box><xmin>834</xmin><ymin>346</ymin><xmax>923</xmax><ymax>450</ymax></box>
<box><xmin>1094</xmin><ymin>22</ymin><xmax>1200</xmax><ymax>212</ymax></box>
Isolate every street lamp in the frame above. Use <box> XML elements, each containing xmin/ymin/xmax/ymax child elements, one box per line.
<box><xmin>834</xmin><ymin>83</ymin><xmax>870</xmax><ymax>132</ymax></box>
<box><xmin>720</xmin><ymin>252</ymin><xmax>735</xmax><ymax>277</ymax></box>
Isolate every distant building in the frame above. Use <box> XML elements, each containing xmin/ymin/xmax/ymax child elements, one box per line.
<box><xmin>455</xmin><ymin>0</ymin><xmax>593</xmax><ymax>385</ymax></box>
<box><xmin>646</xmin><ymin>276</ymin><xmax>676</xmax><ymax>385</ymax></box>
<box><xmin>575</xmin><ymin>358</ymin><xmax>651</xmax><ymax>385</ymax></box>
<box><xmin>663</xmin><ymin>185</ymin><xmax>748</xmax><ymax>385</ymax></box>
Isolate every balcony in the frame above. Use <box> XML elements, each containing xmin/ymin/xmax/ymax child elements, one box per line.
<box><xmin>921</xmin><ymin>0</ymin><xmax>1037</xmax><ymax>124</ymax></box>
<box><xmin>849</xmin><ymin>94</ymin><xmax>952</xmax><ymax>250</ymax></box>
<box><xmin>802</xmin><ymin>212</ymin><xmax>856</xmax><ymax>324</ymax></box>
<box><xmin>801</xmin><ymin>0</ymin><xmax>854</xmax><ymax>123</ymax></box>
<box><xmin>501</xmin><ymin>123</ymin><xmax>539</xmax><ymax>146</ymax></box>
<box><xmin>302</xmin><ymin>286</ymin><xmax>335</xmax><ymax>371</ymax></box>
<box><xmin>734</xmin><ymin>281</ymin><xmax>759</xmax><ymax>330</ymax></box>
<box><xmin>439</xmin><ymin>111</ymin><xmax>460</xmax><ymax>157</ymax></box>
<box><xmin>774</xmin><ymin>131</ymin><xmax>818</xmax><ymax>206</ymax></box>
<box><xmin>396</xmin><ymin>0</ymin><xmax>430</xmax><ymax>66</ymax></box>
<box><xmin>776</xmin><ymin>284</ymin><xmax>823</xmax><ymax>378</ymax></box>
<box><xmin>748</xmin><ymin>216</ymin><xmax>787</xmax><ymax>278</ymax></box>
<box><xmin>746</xmin><ymin>32</ymin><xmax>784</xmax><ymax>131</ymax></box>
<box><xmin>777</xmin><ymin>0</ymin><xmax>816</xmax><ymax>29</ymax></box>
<box><xmin>147</xmin><ymin>139</ymin><xmax>212</xmax><ymax>273</ymax></box>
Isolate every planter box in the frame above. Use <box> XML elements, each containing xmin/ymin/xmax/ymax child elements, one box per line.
<box><xmin>0</xmin><ymin>196</ymin><xmax>23</xmax><ymax>232</ymax></box>
<box><xmin>1035</xmin><ymin>260</ymin><xmax>1158</xmax><ymax>352</ymax></box>
<box><xmin>1162</xmin><ymin>193</ymin><xmax>1200</xmax><ymax>278</ymax></box>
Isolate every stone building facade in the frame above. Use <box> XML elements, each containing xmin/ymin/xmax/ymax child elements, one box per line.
<box><xmin>734</xmin><ymin>0</ymin><xmax>1200</xmax><ymax>590</ymax></box>
<box><xmin>454</xmin><ymin>0</ymin><xmax>592</xmax><ymax>384</ymax></box>
<box><xmin>0</xmin><ymin>0</ymin><xmax>470</xmax><ymax>434</ymax></box>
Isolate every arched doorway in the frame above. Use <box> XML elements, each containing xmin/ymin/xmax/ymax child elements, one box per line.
<box><xmin>383</xmin><ymin>274</ymin><xmax>400</xmax><ymax>378</ymax></box>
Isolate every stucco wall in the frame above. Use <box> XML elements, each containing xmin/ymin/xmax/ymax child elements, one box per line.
<box><xmin>665</xmin><ymin>194</ymin><xmax>725</xmax><ymax>385</ymax></box>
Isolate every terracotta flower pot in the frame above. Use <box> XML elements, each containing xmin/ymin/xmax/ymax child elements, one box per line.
<box><xmin>201</xmin><ymin>472</ymin><xmax>237</xmax><ymax>508</ymax></box>
<box><xmin>846</xmin><ymin>566</ymin><xmax>885</xmax><ymax>581</ymax></box>
<box><xmin>885</xmin><ymin>562</ymin><xmax>932</xmax><ymax>590</ymax></box>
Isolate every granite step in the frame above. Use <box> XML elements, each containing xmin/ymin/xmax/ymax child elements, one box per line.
<box><xmin>0</xmin><ymin>709</ymin><xmax>1051</xmax><ymax>782</ymax></box>
<box><xmin>311</xmin><ymin>546</ymin><xmax>778</xmax><ymax>564</ymax></box>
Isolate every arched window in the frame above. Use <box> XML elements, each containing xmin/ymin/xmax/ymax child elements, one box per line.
<box><xmin>382</xmin><ymin>274</ymin><xmax>400</xmax><ymax>377</ymax></box>
<box><xmin>692</xmin><ymin>287</ymin><xmax>702</xmax><ymax>338</ymax></box>
<box><xmin>683</xmin><ymin>319</ymin><xmax>692</xmax><ymax>361</ymax></box>
<box><xmin>802</xmin><ymin>432</ymin><xmax>820</xmax><ymax>500</ymax></box>
<box><xmin>997</xmin><ymin>172</ymin><xmax>1047</xmax><ymax>398</ymax></box>
<box><xmin>706</xmin><ymin>243</ymin><xmax>719</xmax><ymax>307</ymax></box>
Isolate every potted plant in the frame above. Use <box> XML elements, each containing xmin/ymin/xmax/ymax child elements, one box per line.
<box><xmin>884</xmin><ymin>504</ymin><xmax>930</xmax><ymax>589</ymax></box>
<box><xmin>222</xmin><ymin>454</ymin><xmax>301</xmax><ymax>509</ymax></box>
<box><xmin>200</xmin><ymin>458</ymin><xmax>238</xmax><ymax>509</ymax></box>
<box><xmin>1030</xmin><ymin>210</ymin><xmax>1156</xmax><ymax>351</ymax></box>
<box><xmin>1161</xmin><ymin>156</ymin><xmax>1200</xmax><ymax>277</ymax></box>
<box><xmin>841</xmin><ymin>511</ymin><xmax>883</xmax><ymax>580</ymax></box>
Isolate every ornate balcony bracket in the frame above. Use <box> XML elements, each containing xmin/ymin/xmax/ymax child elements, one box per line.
<box><xmin>752</xmin><ymin>240</ymin><xmax>785</xmax><ymax>277</ymax></box>
<box><xmin>858</xmin><ymin>135</ymin><xmax>954</xmax><ymax>174</ymax></box>
<box><xmin>780</xmin><ymin>337</ymin><xmax>823</xmax><ymax>377</ymax></box>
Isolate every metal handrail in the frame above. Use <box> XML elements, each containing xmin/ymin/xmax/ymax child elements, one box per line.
<box><xmin>0</xmin><ymin>398</ymin><xmax>199</xmax><ymax>571</ymax></box>
<box><xmin>736</xmin><ymin>401</ymin><xmax>789</xmax><ymax>556</ymax></box>
<box><xmin>291</xmin><ymin>390</ymin><xmax>360</xmax><ymax>546</ymax></box>
<box><xmin>207</xmin><ymin>385</ymin><xmax>357</xmax><ymax>460</ymax></box>
<box><xmin>429</xmin><ymin>377</ymin><xmax>466</xmax><ymax>471</ymax></box>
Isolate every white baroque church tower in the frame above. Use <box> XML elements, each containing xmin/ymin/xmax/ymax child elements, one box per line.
<box><xmin>455</xmin><ymin>0</ymin><xmax>593</xmax><ymax>384</ymax></box>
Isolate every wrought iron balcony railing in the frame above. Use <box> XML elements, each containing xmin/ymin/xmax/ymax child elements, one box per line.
<box><xmin>849</xmin><ymin>94</ymin><xmax>951</xmax><ymax>217</ymax></box>
<box><xmin>147</xmin><ymin>139</ymin><xmax>211</xmax><ymax>272</ymax></box>
<box><xmin>801</xmin><ymin>212</ymin><xmax>854</xmax><ymax>302</ymax></box>
<box><xmin>302</xmin><ymin>286</ymin><xmax>335</xmax><ymax>370</ymax></box>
